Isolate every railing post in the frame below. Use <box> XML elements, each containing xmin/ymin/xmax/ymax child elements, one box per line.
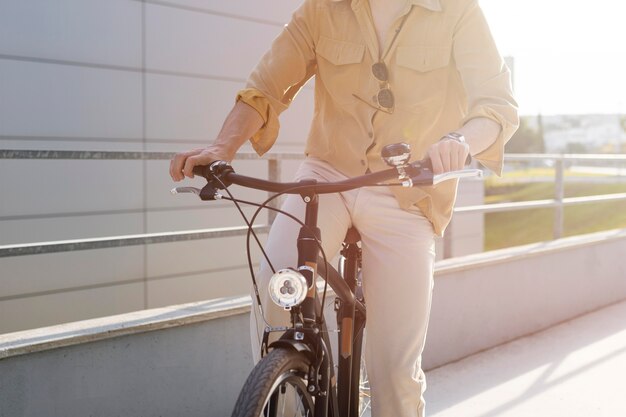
<box><xmin>268</xmin><ymin>158</ymin><xmax>281</xmax><ymax>225</ymax></box>
<box><xmin>553</xmin><ymin>157</ymin><xmax>565</xmax><ymax>239</ymax></box>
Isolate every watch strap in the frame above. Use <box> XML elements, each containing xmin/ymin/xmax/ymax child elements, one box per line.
<box><xmin>441</xmin><ymin>132</ymin><xmax>466</xmax><ymax>143</ymax></box>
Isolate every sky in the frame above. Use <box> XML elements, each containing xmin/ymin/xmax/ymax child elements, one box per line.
<box><xmin>480</xmin><ymin>0</ymin><xmax>626</xmax><ymax>116</ymax></box>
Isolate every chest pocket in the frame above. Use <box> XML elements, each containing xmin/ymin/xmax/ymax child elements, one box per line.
<box><xmin>394</xmin><ymin>45</ymin><xmax>451</xmax><ymax>112</ymax></box>
<box><xmin>317</xmin><ymin>36</ymin><xmax>366</xmax><ymax>65</ymax></box>
<box><xmin>396</xmin><ymin>45</ymin><xmax>451</xmax><ymax>72</ymax></box>
<box><xmin>316</xmin><ymin>36</ymin><xmax>365</xmax><ymax>105</ymax></box>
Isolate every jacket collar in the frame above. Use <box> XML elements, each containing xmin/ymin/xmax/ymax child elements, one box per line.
<box><xmin>331</xmin><ymin>0</ymin><xmax>442</xmax><ymax>12</ymax></box>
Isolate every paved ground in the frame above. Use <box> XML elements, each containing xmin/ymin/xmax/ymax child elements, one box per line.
<box><xmin>425</xmin><ymin>300</ymin><xmax>626</xmax><ymax>417</ymax></box>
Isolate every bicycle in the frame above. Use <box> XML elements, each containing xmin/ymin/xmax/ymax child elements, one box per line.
<box><xmin>171</xmin><ymin>143</ymin><xmax>480</xmax><ymax>417</ymax></box>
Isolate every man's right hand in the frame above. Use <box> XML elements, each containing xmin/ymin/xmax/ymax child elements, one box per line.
<box><xmin>169</xmin><ymin>146</ymin><xmax>233</xmax><ymax>182</ymax></box>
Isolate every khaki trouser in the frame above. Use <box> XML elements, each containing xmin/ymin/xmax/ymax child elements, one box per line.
<box><xmin>251</xmin><ymin>158</ymin><xmax>436</xmax><ymax>417</ymax></box>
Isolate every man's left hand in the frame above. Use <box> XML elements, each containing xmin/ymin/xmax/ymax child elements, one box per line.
<box><xmin>427</xmin><ymin>137</ymin><xmax>470</xmax><ymax>175</ymax></box>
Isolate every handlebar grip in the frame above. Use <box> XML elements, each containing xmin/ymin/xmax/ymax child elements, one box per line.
<box><xmin>192</xmin><ymin>164</ymin><xmax>211</xmax><ymax>179</ymax></box>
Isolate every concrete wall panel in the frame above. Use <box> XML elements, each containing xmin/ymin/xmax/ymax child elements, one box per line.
<box><xmin>0</xmin><ymin>61</ymin><xmax>142</xmax><ymax>138</ymax></box>
<box><xmin>145</xmin><ymin>3</ymin><xmax>281</xmax><ymax>78</ymax></box>
<box><xmin>147</xmin><ymin>268</ymin><xmax>250</xmax><ymax>308</ymax></box>
<box><xmin>0</xmin><ymin>160</ymin><xmax>144</xmax><ymax>217</ymax></box>
<box><xmin>0</xmin><ymin>138</ymin><xmax>146</xmax><ymax>152</ymax></box>
<box><xmin>425</xmin><ymin>232</ymin><xmax>626</xmax><ymax>369</ymax></box>
<box><xmin>0</xmin><ymin>247</ymin><xmax>144</xmax><ymax>299</ymax></box>
<box><xmin>0</xmin><ymin>213</ymin><xmax>144</xmax><ymax>245</ymax></box>
<box><xmin>159</xmin><ymin>0</ymin><xmax>299</xmax><ymax>24</ymax></box>
<box><xmin>145</xmin><ymin>74</ymin><xmax>241</xmax><ymax>141</ymax></box>
<box><xmin>145</xmin><ymin>207</ymin><xmax>263</xmax><ymax>233</ymax></box>
<box><xmin>144</xmin><ymin>71</ymin><xmax>312</xmax><ymax>146</ymax></box>
<box><xmin>0</xmin><ymin>282</ymin><xmax>144</xmax><ymax>334</ymax></box>
<box><xmin>0</xmin><ymin>0</ymin><xmax>142</xmax><ymax>67</ymax></box>
<box><xmin>0</xmin><ymin>314</ymin><xmax>252</xmax><ymax>417</ymax></box>
<box><xmin>146</xmin><ymin>235</ymin><xmax>265</xmax><ymax>279</ymax></box>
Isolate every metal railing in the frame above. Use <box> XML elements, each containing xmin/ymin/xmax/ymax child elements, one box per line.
<box><xmin>0</xmin><ymin>149</ymin><xmax>295</xmax><ymax>258</ymax></box>
<box><xmin>2</xmin><ymin>150</ymin><xmax>626</xmax><ymax>259</ymax></box>
<box><xmin>457</xmin><ymin>153</ymin><xmax>626</xmax><ymax>241</ymax></box>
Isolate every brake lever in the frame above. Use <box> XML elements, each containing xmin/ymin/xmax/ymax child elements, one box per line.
<box><xmin>170</xmin><ymin>186</ymin><xmax>223</xmax><ymax>200</ymax></box>
<box><xmin>199</xmin><ymin>183</ymin><xmax>223</xmax><ymax>200</ymax></box>
<box><xmin>170</xmin><ymin>186</ymin><xmax>201</xmax><ymax>195</ymax></box>
<box><xmin>402</xmin><ymin>160</ymin><xmax>481</xmax><ymax>187</ymax></box>
<box><xmin>187</xmin><ymin>161</ymin><xmax>235</xmax><ymax>200</ymax></box>
<box><xmin>432</xmin><ymin>169</ymin><xmax>482</xmax><ymax>185</ymax></box>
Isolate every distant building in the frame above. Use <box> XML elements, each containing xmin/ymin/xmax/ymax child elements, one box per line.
<box><xmin>533</xmin><ymin>114</ymin><xmax>626</xmax><ymax>153</ymax></box>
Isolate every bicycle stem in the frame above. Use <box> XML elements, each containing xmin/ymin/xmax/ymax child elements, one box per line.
<box><xmin>296</xmin><ymin>190</ymin><xmax>322</xmax><ymax>326</ymax></box>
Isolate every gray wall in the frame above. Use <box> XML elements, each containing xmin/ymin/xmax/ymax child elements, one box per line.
<box><xmin>0</xmin><ymin>0</ymin><xmax>314</xmax><ymax>333</ymax></box>
<box><xmin>0</xmin><ymin>0</ymin><xmax>483</xmax><ymax>334</ymax></box>
<box><xmin>2</xmin><ymin>229</ymin><xmax>625</xmax><ymax>416</ymax></box>
<box><xmin>0</xmin><ymin>313</ymin><xmax>253</xmax><ymax>417</ymax></box>
<box><xmin>426</xmin><ymin>229</ymin><xmax>626</xmax><ymax>368</ymax></box>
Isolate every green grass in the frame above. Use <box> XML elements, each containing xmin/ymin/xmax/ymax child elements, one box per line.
<box><xmin>484</xmin><ymin>175</ymin><xmax>626</xmax><ymax>251</ymax></box>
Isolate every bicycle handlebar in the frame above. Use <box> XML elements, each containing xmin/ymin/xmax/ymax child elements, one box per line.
<box><xmin>184</xmin><ymin>157</ymin><xmax>481</xmax><ymax>200</ymax></box>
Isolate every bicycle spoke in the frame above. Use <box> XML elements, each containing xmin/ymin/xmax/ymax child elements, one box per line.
<box><xmin>359</xmin><ymin>355</ymin><xmax>372</xmax><ymax>417</ymax></box>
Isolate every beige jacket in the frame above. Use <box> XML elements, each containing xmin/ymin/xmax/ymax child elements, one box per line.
<box><xmin>238</xmin><ymin>0</ymin><xmax>518</xmax><ymax>234</ymax></box>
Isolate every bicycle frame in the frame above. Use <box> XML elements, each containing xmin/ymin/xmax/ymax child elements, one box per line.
<box><xmin>263</xmin><ymin>186</ymin><xmax>367</xmax><ymax>417</ymax></box>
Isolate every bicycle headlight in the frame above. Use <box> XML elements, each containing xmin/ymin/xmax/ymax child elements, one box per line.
<box><xmin>268</xmin><ymin>269</ymin><xmax>308</xmax><ymax>309</ymax></box>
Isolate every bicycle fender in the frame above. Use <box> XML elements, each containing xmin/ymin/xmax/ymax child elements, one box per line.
<box><xmin>269</xmin><ymin>339</ymin><xmax>314</xmax><ymax>359</ymax></box>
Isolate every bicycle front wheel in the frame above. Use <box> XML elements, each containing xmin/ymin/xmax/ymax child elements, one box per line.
<box><xmin>231</xmin><ymin>347</ymin><xmax>315</xmax><ymax>417</ymax></box>
<box><xmin>359</xmin><ymin>355</ymin><xmax>371</xmax><ymax>416</ymax></box>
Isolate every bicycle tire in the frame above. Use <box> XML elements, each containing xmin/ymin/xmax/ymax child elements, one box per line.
<box><xmin>231</xmin><ymin>348</ymin><xmax>315</xmax><ymax>417</ymax></box>
<box><xmin>358</xmin><ymin>355</ymin><xmax>370</xmax><ymax>416</ymax></box>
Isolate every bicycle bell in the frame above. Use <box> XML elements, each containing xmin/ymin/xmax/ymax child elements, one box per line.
<box><xmin>382</xmin><ymin>143</ymin><xmax>411</xmax><ymax>168</ymax></box>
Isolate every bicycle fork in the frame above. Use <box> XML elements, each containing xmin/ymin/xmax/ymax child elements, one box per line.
<box><xmin>294</xmin><ymin>190</ymin><xmax>337</xmax><ymax>417</ymax></box>
<box><xmin>336</xmin><ymin>233</ymin><xmax>367</xmax><ymax>417</ymax></box>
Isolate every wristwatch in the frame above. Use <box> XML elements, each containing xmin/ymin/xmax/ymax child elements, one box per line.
<box><xmin>441</xmin><ymin>132</ymin><xmax>466</xmax><ymax>144</ymax></box>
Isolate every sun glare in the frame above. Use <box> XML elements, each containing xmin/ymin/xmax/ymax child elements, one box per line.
<box><xmin>480</xmin><ymin>0</ymin><xmax>626</xmax><ymax>115</ymax></box>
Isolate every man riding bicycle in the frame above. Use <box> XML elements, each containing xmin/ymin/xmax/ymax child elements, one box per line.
<box><xmin>170</xmin><ymin>0</ymin><xmax>518</xmax><ymax>415</ymax></box>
